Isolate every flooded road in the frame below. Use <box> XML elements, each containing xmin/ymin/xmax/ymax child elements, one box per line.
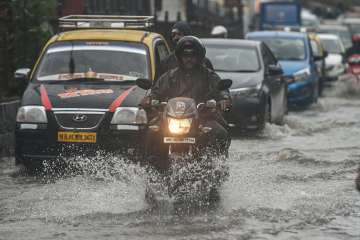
<box><xmin>1</xmin><ymin>84</ymin><xmax>360</xmax><ymax>240</ymax></box>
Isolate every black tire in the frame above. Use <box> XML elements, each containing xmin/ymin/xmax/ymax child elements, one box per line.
<box><xmin>277</xmin><ymin>96</ymin><xmax>286</xmax><ymax>125</ymax></box>
<box><xmin>313</xmin><ymin>80</ymin><xmax>319</xmax><ymax>103</ymax></box>
<box><xmin>259</xmin><ymin>100</ymin><xmax>271</xmax><ymax>131</ymax></box>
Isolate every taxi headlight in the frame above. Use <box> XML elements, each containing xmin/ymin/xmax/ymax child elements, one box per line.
<box><xmin>168</xmin><ymin>118</ymin><xmax>192</xmax><ymax>135</ymax></box>
<box><xmin>111</xmin><ymin>107</ymin><xmax>147</xmax><ymax>125</ymax></box>
<box><xmin>16</xmin><ymin>106</ymin><xmax>47</xmax><ymax>123</ymax></box>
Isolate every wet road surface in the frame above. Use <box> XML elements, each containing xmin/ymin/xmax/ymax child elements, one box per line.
<box><xmin>0</xmin><ymin>83</ymin><xmax>359</xmax><ymax>240</ymax></box>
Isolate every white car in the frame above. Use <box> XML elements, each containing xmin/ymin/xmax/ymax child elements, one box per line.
<box><xmin>317</xmin><ymin>24</ymin><xmax>352</xmax><ymax>50</ymax></box>
<box><xmin>318</xmin><ymin>33</ymin><xmax>346</xmax><ymax>81</ymax></box>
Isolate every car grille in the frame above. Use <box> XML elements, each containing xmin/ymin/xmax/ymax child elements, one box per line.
<box><xmin>54</xmin><ymin>111</ymin><xmax>106</xmax><ymax>130</ymax></box>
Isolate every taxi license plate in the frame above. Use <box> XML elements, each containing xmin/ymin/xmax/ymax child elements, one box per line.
<box><xmin>164</xmin><ymin>137</ymin><xmax>195</xmax><ymax>144</ymax></box>
<box><xmin>58</xmin><ymin>132</ymin><xmax>97</xmax><ymax>143</ymax></box>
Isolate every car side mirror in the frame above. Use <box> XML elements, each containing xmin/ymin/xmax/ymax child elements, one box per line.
<box><xmin>14</xmin><ymin>68</ymin><xmax>31</xmax><ymax>82</ymax></box>
<box><xmin>136</xmin><ymin>78</ymin><xmax>152</xmax><ymax>90</ymax></box>
<box><xmin>218</xmin><ymin>79</ymin><xmax>233</xmax><ymax>91</ymax></box>
<box><xmin>268</xmin><ymin>65</ymin><xmax>283</xmax><ymax>75</ymax></box>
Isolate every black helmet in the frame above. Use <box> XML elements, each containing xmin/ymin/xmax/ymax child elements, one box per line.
<box><xmin>175</xmin><ymin>36</ymin><xmax>206</xmax><ymax>61</ymax></box>
<box><xmin>171</xmin><ymin>21</ymin><xmax>192</xmax><ymax>36</ymax></box>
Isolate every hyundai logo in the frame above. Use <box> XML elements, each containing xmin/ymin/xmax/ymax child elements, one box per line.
<box><xmin>73</xmin><ymin>114</ymin><xmax>88</xmax><ymax>122</ymax></box>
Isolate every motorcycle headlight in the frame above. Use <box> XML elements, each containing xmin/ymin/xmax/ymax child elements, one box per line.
<box><xmin>230</xmin><ymin>83</ymin><xmax>261</xmax><ymax>97</ymax></box>
<box><xmin>111</xmin><ymin>107</ymin><xmax>147</xmax><ymax>125</ymax></box>
<box><xmin>293</xmin><ymin>67</ymin><xmax>310</xmax><ymax>82</ymax></box>
<box><xmin>16</xmin><ymin>106</ymin><xmax>47</xmax><ymax>123</ymax></box>
<box><xmin>168</xmin><ymin>118</ymin><xmax>192</xmax><ymax>135</ymax></box>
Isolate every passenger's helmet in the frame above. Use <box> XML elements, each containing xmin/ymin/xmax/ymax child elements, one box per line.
<box><xmin>211</xmin><ymin>25</ymin><xmax>228</xmax><ymax>38</ymax></box>
<box><xmin>175</xmin><ymin>36</ymin><xmax>206</xmax><ymax>61</ymax></box>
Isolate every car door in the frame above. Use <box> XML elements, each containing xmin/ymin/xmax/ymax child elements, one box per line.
<box><xmin>261</xmin><ymin>43</ymin><xmax>285</xmax><ymax>121</ymax></box>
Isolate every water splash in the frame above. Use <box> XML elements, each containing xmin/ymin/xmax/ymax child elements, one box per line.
<box><xmin>145</xmin><ymin>153</ymin><xmax>229</xmax><ymax>209</ymax></box>
<box><xmin>326</xmin><ymin>79</ymin><xmax>360</xmax><ymax>98</ymax></box>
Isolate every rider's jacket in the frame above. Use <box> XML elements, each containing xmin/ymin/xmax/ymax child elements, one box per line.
<box><xmin>151</xmin><ymin>64</ymin><xmax>229</xmax><ymax>104</ymax></box>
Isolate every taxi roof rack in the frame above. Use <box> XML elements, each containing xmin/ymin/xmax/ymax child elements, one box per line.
<box><xmin>59</xmin><ymin>15</ymin><xmax>154</xmax><ymax>30</ymax></box>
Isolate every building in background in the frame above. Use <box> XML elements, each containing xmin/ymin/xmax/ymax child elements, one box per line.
<box><xmin>57</xmin><ymin>0</ymin><xmax>244</xmax><ymax>38</ymax></box>
<box><xmin>58</xmin><ymin>0</ymin><xmax>152</xmax><ymax>16</ymax></box>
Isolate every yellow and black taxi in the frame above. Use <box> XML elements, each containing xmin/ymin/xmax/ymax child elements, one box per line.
<box><xmin>14</xmin><ymin>15</ymin><xmax>170</xmax><ymax>168</ymax></box>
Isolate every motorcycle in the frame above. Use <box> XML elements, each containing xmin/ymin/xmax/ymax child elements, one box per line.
<box><xmin>340</xmin><ymin>54</ymin><xmax>360</xmax><ymax>92</ymax></box>
<box><xmin>136</xmin><ymin>78</ymin><xmax>232</xmax><ymax>203</ymax></box>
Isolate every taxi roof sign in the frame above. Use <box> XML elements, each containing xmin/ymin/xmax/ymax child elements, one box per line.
<box><xmin>59</xmin><ymin>15</ymin><xmax>154</xmax><ymax>30</ymax></box>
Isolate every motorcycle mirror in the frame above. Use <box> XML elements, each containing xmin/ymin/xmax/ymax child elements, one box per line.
<box><xmin>136</xmin><ymin>78</ymin><xmax>152</xmax><ymax>90</ymax></box>
<box><xmin>218</xmin><ymin>79</ymin><xmax>232</xmax><ymax>91</ymax></box>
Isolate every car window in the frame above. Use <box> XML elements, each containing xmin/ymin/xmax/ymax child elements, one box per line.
<box><xmin>262</xmin><ymin>44</ymin><xmax>277</xmax><ymax>66</ymax></box>
<box><xmin>157</xmin><ymin>41</ymin><xmax>169</xmax><ymax>62</ymax></box>
<box><xmin>259</xmin><ymin>38</ymin><xmax>306</xmax><ymax>61</ymax></box>
<box><xmin>34</xmin><ymin>41</ymin><xmax>150</xmax><ymax>81</ymax></box>
<box><xmin>154</xmin><ymin>40</ymin><xmax>169</xmax><ymax>79</ymax></box>
<box><xmin>206</xmin><ymin>45</ymin><xmax>260</xmax><ymax>72</ymax></box>
<box><xmin>320</xmin><ymin>38</ymin><xmax>343</xmax><ymax>54</ymax></box>
<box><xmin>318</xmin><ymin>28</ymin><xmax>352</xmax><ymax>47</ymax></box>
<box><xmin>154</xmin><ymin>40</ymin><xmax>169</xmax><ymax>67</ymax></box>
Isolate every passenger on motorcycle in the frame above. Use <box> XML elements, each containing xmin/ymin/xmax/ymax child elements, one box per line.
<box><xmin>345</xmin><ymin>34</ymin><xmax>360</xmax><ymax>61</ymax></box>
<box><xmin>157</xmin><ymin>21</ymin><xmax>214</xmax><ymax>79</ymax></box>
<box><xmin>144</xmin><ymin>36</ymin><xmax>231</xmax><ymax>171</ymax></box>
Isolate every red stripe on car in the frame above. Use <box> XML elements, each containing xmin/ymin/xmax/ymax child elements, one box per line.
<box><xmin>109</xmin><ymin>86</ymin><xmax>137</xmax><ymax>112</ymax></box>
<box><xmin>40</xmin><ymin>84</ymin><xmax>53</xmax><ymax>110</ymax></box>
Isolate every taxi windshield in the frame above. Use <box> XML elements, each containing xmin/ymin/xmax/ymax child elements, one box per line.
<box><xmin>35</xmin><ymin>41</ymin><xmax>149</xmax><ymax>82</ymax></box>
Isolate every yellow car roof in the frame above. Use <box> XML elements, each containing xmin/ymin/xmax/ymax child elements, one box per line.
<box><xmin>51</xmin><ymin>29</ymin><xmax>162</xmax><ymax>43</ymax></box>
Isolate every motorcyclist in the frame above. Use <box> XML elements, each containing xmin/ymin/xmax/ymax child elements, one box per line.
<box><xmin>157</xmin><ymin>21</ymin><xmax>214</xmax><ymax>79</ymax></box>
<box><xmin>211</xmin><ymin>25</ymin><xmax>228</xmax><ymax>38</ymax></box>
<box><xmin>345</xmin><ymin>34</ymin><xmax>360</xmax><ymax>61</ymax></box>
<box><xmin>144</xmin><ymin>36</ymin><xmax>231</xmax><ymax>171</ymax></box>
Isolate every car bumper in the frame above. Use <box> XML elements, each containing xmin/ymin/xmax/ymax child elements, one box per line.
<box><xmin>325</xmin><ymin>65</ymin><xmax>345</xmax><ymax>80</ymax></box>
<box><xmin>226</xmin><ymin>95</ymin><xmax>265</xmax><ymax>129</ymax></box>
<box><xmin>287</xmin><ymin>80</ymin><xmax>314</xmax><ymax>106</ymax></box>
<box><xmin>15</xmin><ymin>125</ymin><xmax>145</xmax><ymax>164</ymax></box>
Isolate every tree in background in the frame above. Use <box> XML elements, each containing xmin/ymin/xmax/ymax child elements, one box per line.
<box><xmin>0</xmin><ymin>0</ymin><xmax>14</xmax><ymax>100</ymax></box>
<box><xmin>0</xmin><ymin>0</ymin><xmax>57</xmax><ymax>99</ymax></box>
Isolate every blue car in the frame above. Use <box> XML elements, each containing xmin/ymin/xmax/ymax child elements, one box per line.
<box><xmin>246</xmin><ymin>31</ymin><xmax>319</xmax><ymax>107</ymax></box>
